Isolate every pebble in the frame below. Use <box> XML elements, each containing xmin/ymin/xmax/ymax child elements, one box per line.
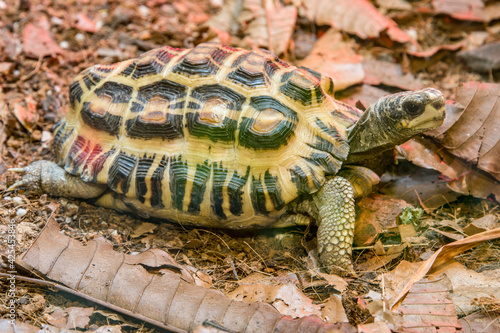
<box><xmin>75</xmin><ymin>33</ymin><xmax>86</xmax><ymax>43</ymax></box>
<box><xmin>12</xmin><ymin>197</ymin><xmax>23</xmax><ymax>205</ymax></box>
<box><xmin>59</xmin><ymin>40</ymin><xmax>69</xmax><ymax>49</ymax></box>
<box><xmin>4</xmin><ymin>196</ymin><xmax>12</xmax><ymax>201</ymax></box>
<box><xmin>16</xmin><ymin>208</ymin><xmax>27</xmax><ymax>217</ymax></box>
<box><xmin>65</xmin><ymin>203</ymin><xmax>79</xmax><ymax>216</ymax></box>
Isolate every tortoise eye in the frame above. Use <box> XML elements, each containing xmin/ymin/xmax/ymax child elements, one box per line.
<box><xmin>402</xmin><ymin>99</ymin><xmax>425</xmax><ymax>115</ymax></box>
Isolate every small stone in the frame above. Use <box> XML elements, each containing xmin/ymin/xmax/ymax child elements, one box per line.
<box><xmin>4</xmin><ymin>196</ymin><xmax>12</xmax><ymax>201</ymax></box>
<box><xmin>65</xmin><ymin>203</ymin><xmax>79</xmax><ymax>216</ymax></box>
<box><xmin>65</xmin><ymin>217</ymin><xmax>72</xmax><ymax>224</ymax></box>
<box><xmin>75</xmin><ymin>33</ymin><xmax>86</xmax><ymax>43</ymax></box>
<box><xmin>12</xmin><ymin>197</ymin><xmax>23</xmax><ymax>205</ymax></box>
<box><xmin>16</xmin><ymin>208</ymin><xmax>27</xmax><ymax>217</ymax></box>
<box><xmin>59</xmin><ymin>41</ymin><xmax>69</xmax><ymax>49</ymax></box>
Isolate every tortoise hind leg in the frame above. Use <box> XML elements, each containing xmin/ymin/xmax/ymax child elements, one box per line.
<box><xmin>312</xmin><ymin>176</ymin><xmax>356</xmax><ymax>275</ymax></box>
<box><xmin>8</xmin><ymin>160</ymin><xmax>107</xmax><ymax>199</ymax></box>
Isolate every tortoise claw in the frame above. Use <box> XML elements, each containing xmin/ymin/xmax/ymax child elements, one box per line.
<box><xmin>7</xmin><ymin>162</ymin><xmax>45</xmax><ymax>194</ymax></box>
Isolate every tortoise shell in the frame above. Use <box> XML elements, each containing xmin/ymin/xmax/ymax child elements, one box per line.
<box><xmin>54</xmin><ymin>43</ymin><xmax>362</xmax><ymax>228</ymax></box>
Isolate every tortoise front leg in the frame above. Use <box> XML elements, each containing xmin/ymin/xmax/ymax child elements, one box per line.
<box><xmin>8</xmin><ymin>160</ymin><xmax>107</xmax><ymax>199</ymax></box>
<box><xmin>312</xmin><ymin>176</ymin><xmax>355</xmax><ymax>275</ymax></box>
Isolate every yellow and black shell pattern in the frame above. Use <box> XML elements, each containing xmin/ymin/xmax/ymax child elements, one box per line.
<box><xmin>54</xmin><ymin>43</ymin><xmax>362</xmax><ymax>228</ymax></box>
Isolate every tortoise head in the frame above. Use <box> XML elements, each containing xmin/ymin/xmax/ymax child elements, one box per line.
<box><xmin>346</xmin><ymin>88</ymin><xmax>445</xmax><ymax>156</ymax></box>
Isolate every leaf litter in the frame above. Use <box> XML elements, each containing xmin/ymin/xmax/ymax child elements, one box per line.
<box><xmin>0</xmin><ymin>0</ymin><xmax>500</xmax><ymax>331</ymax></box>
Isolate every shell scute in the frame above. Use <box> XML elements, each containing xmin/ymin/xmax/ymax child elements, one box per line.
<box><xmin>56</xmin><ymin>43</ymin><xmax>360</xmax><ymax>228</ymax></box>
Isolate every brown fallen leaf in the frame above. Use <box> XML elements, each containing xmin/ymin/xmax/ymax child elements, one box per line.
<box><xmin>428</xmin><ymin>82</ymin><xmax>500</xmax><ymax>181</ymax></box>
<box><xmin>0</xmin><ymin>319</ymin><xmax>80</xmax><ymax>333</ymax></box>
<box><xmin>432</xmin><ymin>0</ymin><xmax>484</xmax><ymax>22</ymax></box>
<box><xmin>302</xmin><ymin>0</ymin><xmax>414</xmax><ymax>44</ymax></box>
<box><xmin>18</xmin><ymin>214</ymin><xmax>355</xmax><ymax>332</ymax></box>
<box><xmin>130</xmin><ymin>222</ymin><xmax>157</xmax><ymax>238</ymax></box>
<box><xmin>390</xmin><ymin>227</ymin><xmax>500</xmax><ymax>310</ymax></box>
<box><xmin>392</xmin><ymin>275</ymin><xmax>461</xmax><ymax>332</ymax></box>
<box><xmin>12</xmin><ymin>96</ymin><xmax>39</xmax><ymax>132</ymax></box>
<box><xmin>459</xmin><ymin>312</ymin><xmax>500</xmax><ymax>333</ymax></box>
<box><xmin>380</xmin><ymin>164</ymin><xmax>462</xmax><ymax>211</ymax></box>
<box><xmin>228</xmin><ymin>283</ymin><xmax>322</xmax><ymax>318</ymax></box>
<box><xmin>354</xmin><ymin>195</ymin><xmax>411</xmax><ymax>246</ymax></box>
<box><xmin>23</xmin><ymin>21</ymin><xmax>64</xmax><ymax>58</ymax></box>
<box><xmin>46</xmin><ymin>307</ymin><xmax>93</xmax><ymax>330</ymax></box>
<box><xmin>240</xmin><ymin>0</ymin><xmax>297</xmax><ymax>55</ymax></box>
<box><xmin>299</xmin><ymin>29</ymin><xmax>364</xmax><ymax>91</ymax></box>
<box><xmin>321</xmin><ymin>294</ymin><xmax>349</xmax><ymax>323</ymax></box>
<box><xmin>74</xmin><ymin>13</ymin><xmax>98</xmax><ymax>33</ymax></box>
<box><xmin>362</xmin><ymin>59</ymin><xmax>423</xmax><ymax>91</ymax></box>
<box><xmin>463</xmin><ymin>215</ymin><xmax>499</xmax><ymax>236</ymax></box>
<box><xmin>339</xmin><ymin>84</ymin><xmax>389</xmax><ymax>110</ymax></box>
<box><xmin>429</xmin><ymin>261</ymin><xmax>500</xmax><ymax>316</ymax></box>
<box><xmin>407</xmin><ymin>41</ymin><xmax>465</xmax><ymax>58</ymax></box>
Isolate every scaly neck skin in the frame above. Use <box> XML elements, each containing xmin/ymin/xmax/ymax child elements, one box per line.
<box><xmin>345</xmin><ymin>103</ymin><xmax>402</xmax><ymax>163</ymax></box>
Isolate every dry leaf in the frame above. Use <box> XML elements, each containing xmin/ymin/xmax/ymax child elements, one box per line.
<box><xmin>228</xmin><ymin>283</ymin><xmax>322</xmax><ymax>318</ymax></box>
<box><xmin>12</xmin><ymin>96</ymin><xmax>39</xmax><ymax>132</ymax></box>
<box><xmin>432</xmin><ymin>0</ymin><xmax>484</xmax><ymax>22</ymax></box>
<box><xmin>130</xmin><ymin>222</ymin><xmax>157</xmax><ymax>238</ymax></box>
<box><xmin>321</xmin><ymin>294</ymin><xmax>348</xmax><ymax>323</ymax></box>
<box><xmin>74</xmin><ymin>13</ymin><xmax>98</xmax><ymax>33</ymax></box>
<box><xmin>299</xmin><ymin>29</ymin><xmax>364</xmax><ymax>91</ymax></box>
<box><xmin>429</xmin><ymin>262</ymin><xmax>500</xmax><ymax>316</ymax></box>
<box><xmin>428</xmin><ymin>82</ymin><xmax>500</xmax><ymax>181</ymax></box>
<box><xmin>392</xmin><ymin>275</ymin><xmax>461</xmax><ymax>332</ymax></box>
<box><xmin>354</xmin><ymin>195</ymin><xmax>411</xmax><ymax>246</ymax></box>
<box><xmin>391</xmin><ymin>227</ymin><xmax>500</xmax><ymax>310</ymax></box>
<box><xmin>380</xmin><ymin>164</ymin><xmax>462</xmax><ymax>211</ymax></box>
<box><xmin>459</xmin><ymin>312</ymin><xmax>500</xmax><ymax>333</ymax></box>
<box><xmin>23</xmin><ymin>21</ymin><xmax>64</xmax><ymax>58</ymax></box>
<box><xmin>362</xmin><ymin>59</ymin><xmax>423</xmax><ymax>90</ymax></box>
<box><xmin>47</xmin><ymin>307</ymin><xmax>93</xmax><ymax>330</ymax></box>
<box><xmin>340</xmin><ymin>84</ymin><xmax>389</xmax><ymax>110</ymax></box>
<box><xmin>18</xmin><ymin>214</ymin><xmax>353</xmax><ymax>332</ymax></box>
<box><xmin>0</xmin><ymin>320</ymin><xmax>80</xmax><ymax>332</ymax></box>
<box><xmin>463</xmin><ymin>215</ymin><xmax>499</xmax><ymax>235</ymax></box>
<box><xmin>240</xmin><ymin>0</ymin><xmax>296</xmax><ymax>55</ymax></box>
<box><xmin>303</xmin><ymin>0</ymin><xmax>413</xmax><ymax>43</ymax></box>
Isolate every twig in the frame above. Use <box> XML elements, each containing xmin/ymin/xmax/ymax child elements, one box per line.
<box><xmin>20</xmin><ymin>55</ymin><xmax>43</xmax><ymax>82</ymax></box>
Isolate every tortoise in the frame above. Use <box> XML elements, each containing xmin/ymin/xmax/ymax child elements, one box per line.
<box><xmin>9</xmin><ymin>43</ymin><xmax>445</xmax><ymax>273</ymax></box>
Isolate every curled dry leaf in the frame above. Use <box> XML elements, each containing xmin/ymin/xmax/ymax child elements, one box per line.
<box><xmin>19</xmin><ymin>214</ymin><xmax>355</xmax><ymax>333</ymax></box>
<box><xmin>390</xmin><ymin>227</ymin><xmax>500</xmax><ymax>310</ymax></box>
<box><xmin>302</xmin><ymin>0</ymin><xmax>413</xmax><ymax>44</ymax></box>
<box><xmin>407</xmin><ymin>41</ymin><xmax>465</xmax><ymax>58</ymax></box>
<box><xmin>428</xmin><ymin>82</ymin><xmax>500</xmax><ymax>181</ymax></box>
<box><xmin>299</xmin><ymin>29</ymin><xmax>364</xmax><ymax>91</ymax></box>
<box><xmin>432</xmin><ymin>0</ymin><xmax>484</xmax><ymax>22</ymax></box>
